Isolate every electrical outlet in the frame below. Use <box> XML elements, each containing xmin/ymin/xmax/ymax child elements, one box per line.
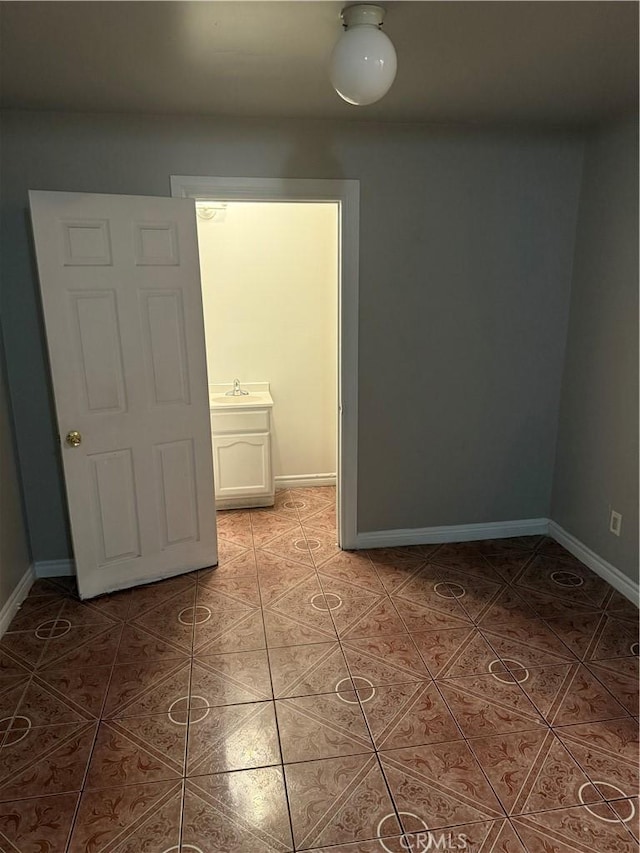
<box><xmin>609</xmin><ymin>510</ymin><xmax>622</xmax><ymax>537</ymax></box>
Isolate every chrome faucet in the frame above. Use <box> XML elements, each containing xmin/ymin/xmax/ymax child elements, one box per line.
<box><xmin>225</xmin><ymin>378</ymin><xmax>249</xmax><ymax>397</ymax></box>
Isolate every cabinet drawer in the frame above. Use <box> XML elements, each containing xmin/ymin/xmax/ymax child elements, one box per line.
<box><xmin>211</xmin><ymin>408</ymin><xmax>270</xmax><ymax>434</ymax></box>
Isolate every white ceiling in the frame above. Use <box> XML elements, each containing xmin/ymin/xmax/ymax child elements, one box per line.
<box><xmin>1</xmin><ymin>1</ymin><xmax>637</xmax><ymax>125</ymax></box>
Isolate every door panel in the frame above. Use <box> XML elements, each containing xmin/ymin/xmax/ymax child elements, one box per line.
<box><xmin>72</xmin><ymin>290</ymin><xmax>127</xmax><ymax>413</ymax></box>
<box><xmin>89</xmin><ymin>449</ymin><xmax>141</xmax><ymax>563</ymax></box>
<box><xmin>134</xmin><ymin>221</ymin><xmax>179</xmax><ymax>266</ymax></box>
<box><xmin>141</xmin><ymin>290</ymin><xmax>190</xmax><ymax>406</ymax></box>
<box><xmin>154</xmin><ymin>439</ymin><xmax>199</xmax><ymax>547</ymax></box>
<box><xmin>62</xmin><ymin>219</ymin><xmax>112</xmax><ymax>265</ymax></box>
<box><xmin>30</xmin><ymin>190</ymin><xmax>218</xmax><ymax>598</ymax></box>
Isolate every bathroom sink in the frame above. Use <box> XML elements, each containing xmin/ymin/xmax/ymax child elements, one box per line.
<box><xmin>211</xmin><ymin>393</ymin><xmax>272</xmax><ymax>407</ymax></box>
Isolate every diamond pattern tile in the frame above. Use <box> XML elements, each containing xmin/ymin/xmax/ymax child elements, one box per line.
<box><xmin>85</xmin><ymin>713</ymin><xmax>186</xmax><ymax>788</ymax></box>
<box><xmin>256</xmin><ymin>552</ymin><xmax>316</xmax><ymax>603</ymax></box>
<box><xmin>305</xmin><ymin>526</ymin><xmax>342</xmax><ymax>568</ymax></box>
<box><xmin>512</xmin><ymin>802</ymin><xmax>637</xmax><ymax>852</ymax></box>
<box><xmin>514</xmin><ymin>555</ymin><xmax>612</xmax><ymax>608</ymax></box>
<box><xmin>365</xmin><ymin>548</ymin><xmax>426</xmax><ymax>594</ymax></box>
<box><xmin>193</xmin><ymin>606</ymin><xmax>266</xmax><ymax>655</ymax></box>
<box><xmin>517</xmin><ymin>662</ymin><xmax>631</xmax><ymax>725</ymax></box>
<box><xmin>103</xmin><ymin>658</ymin><xmax>191</xmax><ymax>719</ymax></box>
<box><xmin>263</xmin><ymin>573</ymin><xmax>338</xmax><ymax>646</ymax></box>
<box><xmin>183</xmin><ymin>767</ymin><xmax>293</xmax><ymax>851</ymax></box>
<box><xmin>342</xmin><ymin>634</ymin><xmax>431</xmax><ymax>687</ymax></box>
<box><xmin>422</xmin><ymin>819</ymin><xmax>528</xmax><ymax>853</ymax></box>
<box><xmin>285</xmin><ymin>753</ymin><xmax>399</xmax><ymax>849</ymax></box>
<box><xmin>319</xmin><ymin>576</ymin><xmax>407</xmax><ymax>639</ymax></box>
<box><xmin>546</xmin><ymin>610</ymin><xmax>639</xmax><ymax>662</ymax></box>
<box><xmin>554</xmin><ymin>716</ymin><xmax>639</xmax><ymax>804</ymax></box>
<box><xmin>2</xmin><ymin>494</ymin><xmax>637</xmax><ymax>852</ymax></box>
<box><xmin>69</xmin><ymin>779</ymin><xmax>182</xmax><ymax>852</ymax></box>
<box><xmin>468</xmin><ymin>728</ymin><xmax>601</xmax><ymax>815</ymax></box>
<box><xmin>186</xmin><ymin>700</ymin><xmax>280</xmax><ymax>774</ymax></box>
<box><xmin>216</xmin><ymin>508</ymin><xmax>254</xmax><ymax>547</ymax></box>
<box><xmin>12</xmin><ymin>676</ymin><xmax>101</xmax><ymax>726</ymax></box>
<box><xmin>392</xmin><ymin>563</ymin><xmax>474</xmax><ymax>625</ymax></box>
<box><xmin>258</xmin><ymin>526</ymin><xmax>316</xmax><ymax>566</ymax></box>
<box><xmin>319</xmin><ymin>550</ymin><xmax>386</xmax><ymax>594</ymax></box>
<box><xmin>0</xmin><ymin>721</ymin><xmax>97</xmax><ymax>801</ymax></box>
<box><xmin>250</xmin><ymin>510</ymin><xmax>300</xmax><ymax>548</ymax></box>
<box><xmin>358</xmin><ymin>680</ymin><xmax>461</xmax><ymax>749</ymax></box>
<box><xmin>190</xmin><ymin>649</ymin><xmax>272</xmax><ymax>706</ymax></box>
<box><xmin>411</xmin><ymin>626</ymin><xmax>500</xmax><ymax>678</ymax></box>
<box><xmin>438</xmin><ymin>671</ymin><xmax>546</xmax><ymax>737</ymax></box>
<box><xmin>269</xmin><ymin>641</ymin><xmax>351</xmax><ymax>699</ymax></box>
<box><xmin>38</xmin><ymin>623</ymin><xmax>123</xmax><ymax>670</ymax></box>
<box><xmin>587</xmin><ymin>656</ymin><xmax>639</xmax><ymax>715</ymax></box>
<box><xmin>0</xmin><ymin>793</ymin><xmax>80</xmax><ymax>851</ymax></box>
<box><xmin>380</xmin><ymin>741</ymin><xmax>504</xmax><ymax>830</ymax></box>
<box><xmin>276</xmin><ymin>689</ymin><xmax>373</xmax><ymax>762</ymax></box>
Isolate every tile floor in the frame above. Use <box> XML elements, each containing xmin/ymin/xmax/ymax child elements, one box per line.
<box><xmin>0</xmin><ymin>485</ymin><xmax>638</xmax><ymax>852</ymax></box>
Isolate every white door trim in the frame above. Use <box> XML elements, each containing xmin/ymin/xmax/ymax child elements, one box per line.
<box><xmin>171</xmin><ymin>175</ymin><xmax>360</xmax><ymax>549</ymax></box>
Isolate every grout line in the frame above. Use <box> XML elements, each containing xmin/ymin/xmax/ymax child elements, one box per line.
<box><xmin>374</xmin><ymin>748</ymin><xmax>416</xmax><ymax>841</ymax></box>
<box><xmin>180</xmin><ymin>565</ymin><xmax>200</xmax><ymax>849</ymax></box>
<box><xmin>344</xmin><ymin>653</ymin><xmax>414</xmax><ymax>836</ymax></box>
<box><xmin>505</xmin><ymin>798</ymin><xmax>637</xmax><ymax>820</ymax></box>
<box><xmin>248</xmin><ymin>502</ymin><xmax>296</xmax><ymax>852</ymax></box>
<box><xmin>0</xmin><ymin>597</ymin><xmax>68</xmax><ymax>749</ymax></box>
<box><xmin>428</xmin><ymin>678</ymin><xmax>469</xmax><ymax>742</ymax></box>
<box><xmin>0</xmin><ymin>674</ymin><xmax>32</xmax><ymax>751</ymax></box>
<box><xmin>64</xmin><ymin>610</ymin><xmax>125</xmax><ymax>853</ymax></box>
<box><xmin>177</xmin><ymin>776</ymin><xmax>186</xmax><ymax>851</ymax></box>
<box><xmin>576</xmin><ymin>658</ymin><xmax>638</xmax><ymax>716</ymax></box>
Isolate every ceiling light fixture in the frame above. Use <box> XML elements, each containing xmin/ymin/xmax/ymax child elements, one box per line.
<box><xmin>330</xmin><ymin>4</ymin><xmax>397</xmax><ymax>106</ymax></box>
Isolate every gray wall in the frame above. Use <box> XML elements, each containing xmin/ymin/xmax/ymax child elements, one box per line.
<box><xmin>0</xmin><ymin>110</ymin><xmax>584</xmax><ymax>561</ymax></box>
<box><xmin>552</xmin><ymin>118</ymin><xmax>639</xmax><ymax>581</ymax></box>
<box><xmin>0</xmin><ymin>327</ymin><xmax>31</xmax><ymax>610</ymax></box>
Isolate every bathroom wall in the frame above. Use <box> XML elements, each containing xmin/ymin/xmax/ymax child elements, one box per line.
<box><xmin>1</xmin><ymin>110</ymin><xmax>584</xmax><ymax>561</ymax></box>
<box><xmin>551</xmin><ymin>117</ymin><xmax>639</xmax><ymax>582</ymax></box>
<box><xmin>198</xmin><ymin>202</ymin><xmax>338</xmax><ymax>482</ymax></box>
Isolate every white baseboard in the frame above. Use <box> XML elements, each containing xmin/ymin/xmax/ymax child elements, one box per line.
<box><xmin>28</xmin><ymin>519</ymin><xmax>638</xmax><ymax>606</ymax></box>
<box><xmin>548</xmin><ymin>521</ymin><xmax>639</xmax><ymax>604</ymax></box>
<box><xmin>355</xmin><ymin>518</ymin><xmax>550</xmax><ymax>550</ymax></box>
<box><xmin>275</xmin><ymin>474</ymin><xmax>336</xmax><ymax>489</ymax></box>
<box><xmin>35</xmin><ymin>559</ymin><xmax>75</xmax><ymax>578</ymax></box>
<box><xmin>0</xmin><ymin>564</ymin><xmax>35</xmax><ymax>638</ymax></box>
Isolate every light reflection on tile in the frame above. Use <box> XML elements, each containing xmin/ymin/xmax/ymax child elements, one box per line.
<box><xmin>2</xmin><ymin>487</ymin><xmax>637</xmax><ymax>848</ymax></box>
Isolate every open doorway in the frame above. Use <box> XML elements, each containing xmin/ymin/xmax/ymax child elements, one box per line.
<box><xmin>171</xmin><ymin>176</ymin><xmax>360</xmax><ymax>550</ymax></box>
<box><xmin>197</xmin><ymin>199</ymin><xmax>339</xmax><ymax>534</ymax></box>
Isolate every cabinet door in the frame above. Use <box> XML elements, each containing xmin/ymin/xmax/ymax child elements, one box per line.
<box><xmin>213</xmin><ymin>433</ymin><xmax>272</xmax><ymax>498</ymax></box>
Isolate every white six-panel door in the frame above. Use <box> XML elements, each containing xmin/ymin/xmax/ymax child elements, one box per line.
<box><xmin>29</xmin><ymin>191</ymin><xmax>218</xmax><ymax>599</ymax></box>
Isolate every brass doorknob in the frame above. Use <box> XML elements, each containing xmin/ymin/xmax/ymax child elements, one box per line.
<box><xmin>65</xmin><ymin>430</ymin><xmax>82</xmax><ymax>447</ymax></box>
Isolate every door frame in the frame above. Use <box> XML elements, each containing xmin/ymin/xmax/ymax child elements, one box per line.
<box><xmin>170</xmin><ymin>175</ymin><xmax>359</xmax><ymax>549</ymax></box>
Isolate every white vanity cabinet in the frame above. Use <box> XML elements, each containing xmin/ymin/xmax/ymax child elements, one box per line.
<box><xmin>210</xmin><ymin>386</ymin><xmax>274</xmax><ymax>509</ymax></box>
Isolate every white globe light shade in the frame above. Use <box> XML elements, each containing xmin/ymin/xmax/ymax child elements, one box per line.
<box><xmin>330</xmin><ymin>23</ymin><xmax>397</xmax><ymax>106</ymax></box>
